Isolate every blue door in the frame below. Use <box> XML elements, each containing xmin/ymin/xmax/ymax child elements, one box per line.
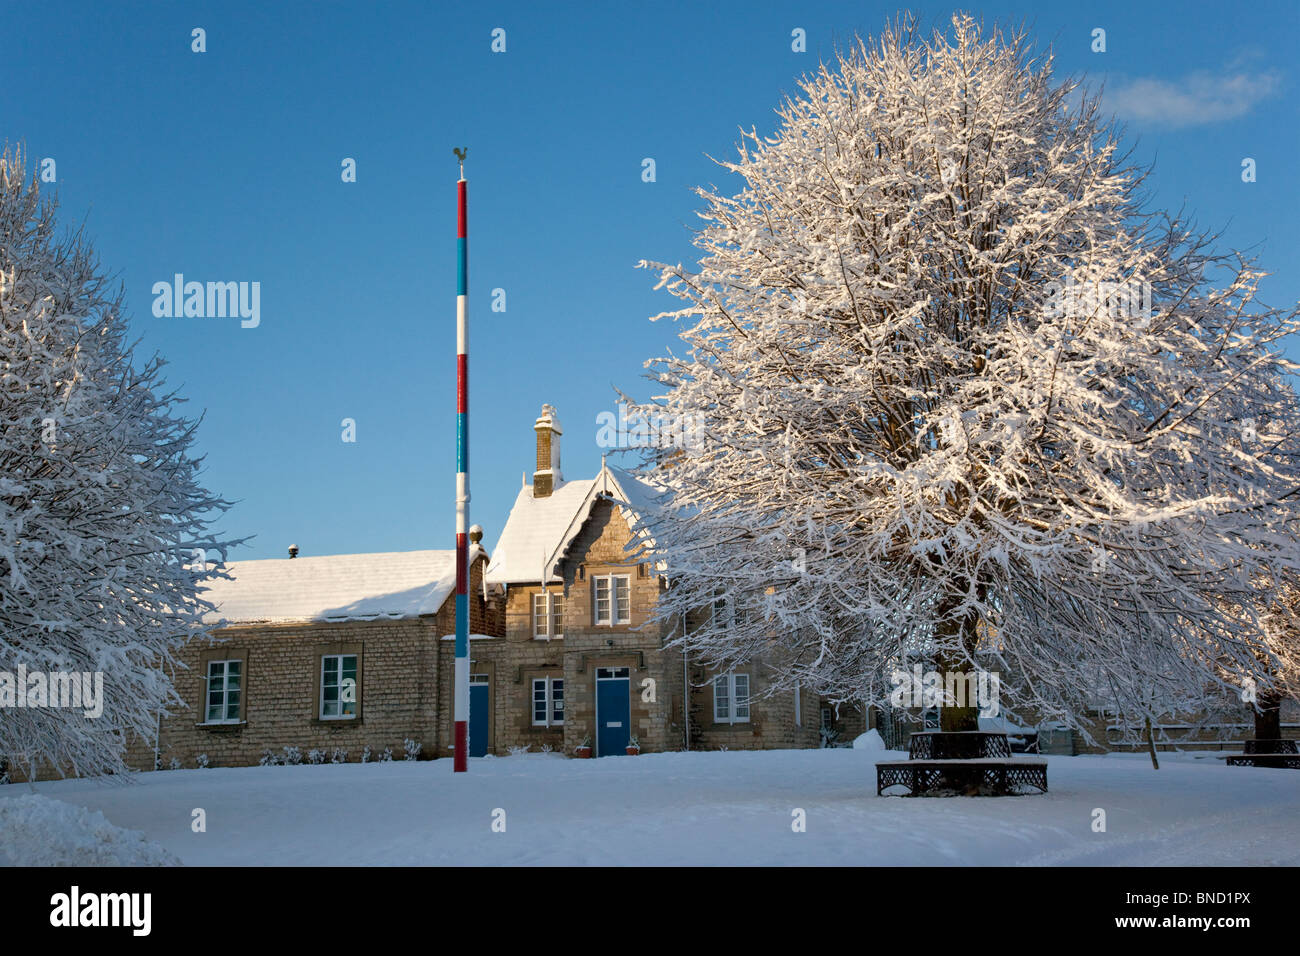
<box><xmin>595</xmin><ymin>667</ymin><xmax>631</xmax><ymax>756</ymax></box>
<box><xmin>469</xmin><ymin>678</ymin><xmax>489</xmax><ymax>757</ymax></box>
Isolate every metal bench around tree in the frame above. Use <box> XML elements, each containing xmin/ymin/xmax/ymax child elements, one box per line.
<box><xmin>877</xmin><ymin>757</ymin><xmax>1049</xmax><ymax>795</ymax></box>
<box><xmin>908</xmin><ymin>730</ymin><xmax>1012</xmax><ymax>759</ymax></box>
<box><xmin>878</xmin><ymin>731</ymin><xmax>1049</xmax><ymax>796</ymax></box>
<box><xmin>1227</xmin><ymin>738</ymin><xmax>1300</xmax><ymax>769</ymax></box>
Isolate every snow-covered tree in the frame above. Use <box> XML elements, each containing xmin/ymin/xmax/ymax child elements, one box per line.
<box><xmin>0</xmin><ymin>148</ymin><xmax>236</xmax><ymax>779</ymax></box>
<box><xmin>627</xmin><ymin>16</ymin><xmax>1300</xmax><ymax>738</ymax></box>
<box><xmin>1251</xmin><ymin>572</ymin><xmax>1300</xmax><ymax>740</ymax></box>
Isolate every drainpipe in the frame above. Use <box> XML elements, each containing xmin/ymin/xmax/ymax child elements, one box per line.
<box><xmin>682</xmin><ymin>612</ymin><xmax>689</xmax><ymax>751</ymax></box>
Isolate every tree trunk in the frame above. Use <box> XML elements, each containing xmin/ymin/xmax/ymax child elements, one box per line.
<box><xmin>1255</xmin><ymin>688</ymin><xmax>1282</xmax><ymax>741</ymax></box>
<box><xmin>1144</xmin><ymin>716</ymin><xmax>1160</xmax><ymax>770</ymax></box>
<box><xmin>938</xmin><ymin>610</ymin><xmax>981</xmax><ymax>732</ymax></box>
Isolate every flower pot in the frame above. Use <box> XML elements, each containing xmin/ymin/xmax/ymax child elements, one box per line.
<box><xmin>574</xmin><ymin>747</ymin><xmax>592</xmax><ymax>759</ymax></box>
<box><xmin>626</xmin><ymin>747</ymin><xmax>640</xmax><ymax>755</ymax></box>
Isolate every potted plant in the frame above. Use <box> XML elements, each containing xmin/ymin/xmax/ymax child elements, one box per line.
<box><xmin>626</xmin><ymin>735</ymin><xmax>641</xmax><ymax>756</ymax></box>
<box><xmin>574</xmin><ymin>736</ymin><xmax>593</xmax><ymax>759</ymax></box>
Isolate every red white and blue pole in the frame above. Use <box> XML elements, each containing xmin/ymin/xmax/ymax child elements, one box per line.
<box><xmin>453</xmin><ymin>148</ymin><xmax>470</xmax><ymax>773</ymax></box>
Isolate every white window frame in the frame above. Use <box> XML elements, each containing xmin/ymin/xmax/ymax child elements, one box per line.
<box><xmin>533</xmin><ymin>591</ymin><xmax>564</xmax><ymax>639</ymax></box>
<box><xmin>205</xmin><ymin>659</ymin><xmax>242</xmax><ymax>724</ymax></box>
<box><xmin>320</xmin><ymin>653</ymin><xmax>358</xmax><ymax>720</ymax></box>
<box><xmin>593</xmin><ymin>574</ymin><xmax>631</xmax><ymax>626</ymax></box>
<box><xmin>711</xmin><ymin>592</ymin><xmax>736</xmax><ymax>630</ymax></box>
<box><xmin>531</xmin><ymin>677</ymin><xmax>565</xmax><ymax>726</ymax></box>
<box><xmin>713</xmin><ymin>673</ymin><xmax>750</xmax><ymax>724</ymax></box>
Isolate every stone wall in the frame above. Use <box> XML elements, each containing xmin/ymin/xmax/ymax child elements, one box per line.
<box><xmin>132</xmin><ymin>617</ymin><xmax>440</xmax><ymax>771</ymax></box>
<box><xmin>117</xmin><ymin>553</ymin><xmax>500</xmax><ymax>774</ymax></box>
<box><xmin>682</xmin><ymin>662</ymin><xmax>830</xmax><ymax>752</ymax></box>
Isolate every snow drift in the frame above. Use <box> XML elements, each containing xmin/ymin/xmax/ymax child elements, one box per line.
<box><xmin>0</xmin><ymin>793</ymin><xmax>181</xmax><ymax>866</ymax></box>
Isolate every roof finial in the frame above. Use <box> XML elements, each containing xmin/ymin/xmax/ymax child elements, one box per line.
<box><xmin>453</xmin><ymin>146</ymin><xmax>467</xmax><ymax>181</ymax></box>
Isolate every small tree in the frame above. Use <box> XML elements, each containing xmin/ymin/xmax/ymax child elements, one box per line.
<box><xmin>0</xmin><ymin>148</ymin><xmax>236</xmax><ymax>779</ymax></box>
<box><xmin>628</xmin><ymin>16</ymin><xmax>1300</xmax><ymax>739</ymax></box>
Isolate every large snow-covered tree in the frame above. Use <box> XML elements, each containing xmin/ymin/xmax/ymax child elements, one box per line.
<box><xmin>0</xmin><ymin>148</ymin><xmax>235</xmax><ymax>778</ymax></box>
<box><xmin>628</xmin><ymin>16</ymin><xmax>1300</xmax><ymax>738</ymax></box>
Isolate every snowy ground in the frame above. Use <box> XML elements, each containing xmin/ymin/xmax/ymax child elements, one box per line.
<box><xmin>3</xmin><ymin>748</ymin><xmax>1297</xmax><ymax>865</ymax></box>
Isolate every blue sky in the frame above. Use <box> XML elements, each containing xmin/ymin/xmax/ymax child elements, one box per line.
<box><xmin>2</xmin><ymin>0</ymin><xmax>1296</xmax><ymax>559</ymax></box>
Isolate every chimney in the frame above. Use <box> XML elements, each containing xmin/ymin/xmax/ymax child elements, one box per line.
<box><xmin>288</xmin><ymin>544</ymin><xmax>299</xmax><ymax>559</ymax></box>
<box><xmin>533</xmin><ymin>404</ymin><xmax>563</xmax><ymax>498</ymax></box>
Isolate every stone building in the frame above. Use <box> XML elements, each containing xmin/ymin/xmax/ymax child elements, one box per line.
<box><xmin>120</xmin><ymin>403</ymin><xmax>864</xmax><ymax>772</ymax></box>
<box><xmin>126</xmin><ymin>545</ymin><xmax>501</xmax><ymax>771</ymax></box>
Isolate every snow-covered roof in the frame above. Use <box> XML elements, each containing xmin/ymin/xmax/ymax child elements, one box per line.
<box><xmin>605</xmin><ymin>465</ymin><xmax>673</xmax><ymax>539</ymax></box>
<box><xmin>200</xmin><ymin>547</ymin><xmax>484</xmax><ymax>625</ymax></box>
<box><xmin>486</xmin><ymin>478</ymin><xmax>597</xmax><ymax>585</ymax></box>
<box><xmin>486</xmin><ymin>466</ymin><xmax>669</xmax><ymax>586</ymax></box>
<box><xmin>978</xmin><ymin>715</ymin><xmax>1035</xmax><ymax>735</ymax></box>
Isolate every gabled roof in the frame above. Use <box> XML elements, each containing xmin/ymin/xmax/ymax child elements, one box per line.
<box><xmin>485</xmin><ymin>478</ymin><xmax>598</xmax><ymax>585</ymax></box>
<box><xmin>486</xmin><ymin>464</ymin><xmax>669</xmax><ymax>586</ymax></box>
<box><xmin>200</xmin><ymin>546</ymin><xmax>485</xmax><ymax>626</ymax></box>
<box><xmin>605</xmin><ymin>464</ymin><xmax>672</xmax><ymax>542</ymax></box>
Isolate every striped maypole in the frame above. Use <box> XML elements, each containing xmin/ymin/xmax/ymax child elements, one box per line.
<box><xmin>453</xmin><ymin>147</ymin><xmax>470</xmax><ymax>773</ymax></box>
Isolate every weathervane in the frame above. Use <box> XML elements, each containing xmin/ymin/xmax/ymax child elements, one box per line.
<box><xmin>454</xmin><ymin>147</ymin><xmax>467</xmax><ymax>180</ymax></box>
